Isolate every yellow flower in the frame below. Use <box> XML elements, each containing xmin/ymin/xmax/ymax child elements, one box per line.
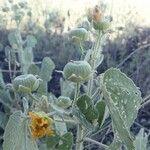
<box><xmin>92</xmin><ymin>5</ymin><xmax>102</xmax><ymax>23</ymax></box>
<box><xmin>29</xmin><ymin>112</ymin><xmax>54</xmax><ymax>139</ymax></box>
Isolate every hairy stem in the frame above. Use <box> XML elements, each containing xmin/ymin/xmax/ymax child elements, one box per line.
<box><xmin>76</xmin><ymin>124</ymin><xmax>84</xmax><ymax>150</ymax></box>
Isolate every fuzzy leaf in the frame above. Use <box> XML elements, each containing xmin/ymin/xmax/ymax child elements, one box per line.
<box><xmin>3</xmin><ymin>111</ymin><xmax>38</xmax><ymax>150</ymax></box>
<box><xmin>40</xmin><ymin>57</ymin><xmax>55</xmax><ymax>82</ymax></box>
<box><xmin>26</xmin><ymin>35</ymin><xmax>37</xmax><ymax>48</ymax></box>
<box><xmin>101</xmin><ymin>68</ymin><xmax>142</xmax><ymax>150</ymax></box>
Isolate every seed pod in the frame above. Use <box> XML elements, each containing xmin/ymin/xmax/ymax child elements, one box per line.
<box><xmin>68</xmin><ymin>28</ymin><xmax>88</xmax><ymax>43</ymax></box>
<box><xmin>57</xmin><ymin>96</ymin><xmax>72</xmax><ymax>108</ymax></box>
<box><xmin>63</xmin><ymin>61</ymin><xmax>92</xmax><ymax>83</ymax></box>
<box><xmin>13</xmin><ymin>74</ymin><xmax>40</xmax><ymax>93</ymax></box>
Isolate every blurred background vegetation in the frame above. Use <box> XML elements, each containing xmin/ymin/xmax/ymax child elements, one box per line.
<box><xmin>0</xmin><ymin>0</ymin><xmax>150</xmax><ymax>148</ymax></box>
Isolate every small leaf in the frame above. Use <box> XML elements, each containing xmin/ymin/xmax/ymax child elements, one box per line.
<box><xmin>76</xmin><ymin>94</ymin><xmax>98</xmax><ymax>123</ymax></box>
<box><xmin>40</xmin><ymin>57</ymin><xmax>55</xmax><ymax>82</ymax></box>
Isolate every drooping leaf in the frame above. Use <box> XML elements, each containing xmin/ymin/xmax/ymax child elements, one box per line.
<box><xmin>101</xmin><ymin>68</ymin><xmax>142</xmax><ymax>150</ymax></box>
<box><xmin>76</xmin><ymin>94</ymin><xmax>98</xmax><ymax>123</ymax></box>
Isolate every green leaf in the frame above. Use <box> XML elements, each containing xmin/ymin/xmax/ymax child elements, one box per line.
<box><xmin>40</xmin><ymin>57</ymin><xmax>55</xmax><ymax>82</ymax></box>
<box><xmin>26</xmin><ymin>35</ymin><xmax>37</xmax><ymax>48</ymax></box>
<box><xmin>57</xmin><ymin>132</ymin><xmax>73</xmax><ymax>150</ymax></box>
<box><xmin>72</xmin><ymin>107</ymin><xmax>94</xmax><ymax>130</ymax></box>
<box><xmin>95</xmin><ymin>101</ymin><xmax>106</xmax><ymax>127</ymax></box>
<box><xmin>47</xmin><ymin>135</ymin><xmax>60</xmax><ymax>150</ymax></box>
<box><xmin>135</xmin><ymin>128</ymin><xmax>148</xmax><ymax>150</ymax></box>
<box><xmin>101</xmin><ymin>68</ymin><xmax>143</xmax><ymax>150</ymax></box>
<box><xmin>76</xmin><ymin>94</ymin><xmax>98</xmax><ymax>123</ymax></box>
<box><xmin>3</xmin><ymin>111</ymin><xmax>39</xmax><ymax>150</ymax></box>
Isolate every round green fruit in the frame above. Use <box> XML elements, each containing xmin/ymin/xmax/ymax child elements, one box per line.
<box><xmin>63</xmin><ymin>61</ymin><xmax>92</xmax><ymax>83</ymax></box>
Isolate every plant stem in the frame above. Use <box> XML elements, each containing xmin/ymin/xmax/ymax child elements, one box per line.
<box><xmin>76</xmin><ymin>124</ymin><xmax>84</xmax><ymax>150</ymax></box>
<box><xmin>79</xmin><ymin>42</ymin><xmax>85</xmax><ymax>60</ymax></box>
<box><xmin>72</xmin><ymin>82</ymin><xmax>80</xmax><ymax>106</ymax></box>
<box><xmin>87</xmin><ymin>31</ymin><xmax>102</xmax><ymax>96</ymax></box>
<box><xmin>85</xmin><ymin>137</ymin><xmax>108</xmax><ymax>149</ymax></box>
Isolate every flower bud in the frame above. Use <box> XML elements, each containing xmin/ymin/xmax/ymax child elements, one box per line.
<box><xmin>63</xmin><ymin>61</ymin><xmax>92</xmax><ymax>83</ymax></box>
<box><xmin>57</xmin><ymin>96</ymin><xmax>72</xmax><ymax>108</ymax></box>
<box><xmin>68</xmin><ymin>28</ymin><xmax>88</xmax><ymax>43</ymax></box>
<box><xmin>13</xmin><ymin>74</ymin><xmax>40</xmax><ymax>93</ymax></box>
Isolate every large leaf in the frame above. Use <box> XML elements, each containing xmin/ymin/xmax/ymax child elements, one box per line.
<box><xmin>3</xmin><ymin>111</ymin><xmax>39</xmax><ymax>150</ymax></box>
<box><xmin>76</xmin><ymin>94</ymin><xmax>98</xmax><ymax>124</ymax></box>
<box><xmin>40</xmin><ymin>57</ymin><xmax>55</xmax><ymax>82</ymax></box>
<box><xmin>135</xmin><ymin>128</ymin><xmax>148</xmax><ymax>150</ymax></box>
<box><xmin>101</xmin><ymin>68</ymin><xmax>142</xmax><ymax>150</ymax></box>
